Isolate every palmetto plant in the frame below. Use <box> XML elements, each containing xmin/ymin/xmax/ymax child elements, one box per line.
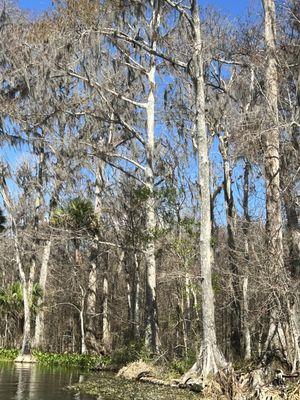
<box><xmin>0</xmin><ymin>281</ymin><xmax>43</xmax><ymax>317</ymax></box>
<box><xmin>51</xmin><ymin>197</ymin><xmax>97</xmax><ymax>233</ymax></box>
<box><xmin>0</xmin><ymin>282</ymin><xmax>23</xmax><ymax>315</ymax></box>
<box><xmin>51</xmin><ymin>197</ymin><xmax>98</xmax><ymax>268</ymax></box>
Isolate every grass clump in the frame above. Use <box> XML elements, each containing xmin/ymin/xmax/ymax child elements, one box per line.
<box><xmin>0</xmin><ymin>347</ymin><xmax>109</xmax><ymax>369</ymax></box>
<box><xmin>0</xmin><ymin>348</ymin><xmax>18</xmax><ymax>361</ymax></box>
<box><xmin>33</xmin><ymin>351</ymin><xmax>101</xmax><ymax>369</ymax></box>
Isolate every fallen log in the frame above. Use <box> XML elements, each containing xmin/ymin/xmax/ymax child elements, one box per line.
<box><xmin>139</xmin><ymin>376</ymin><xmax>170</xmax><ymax>386</ymax></box>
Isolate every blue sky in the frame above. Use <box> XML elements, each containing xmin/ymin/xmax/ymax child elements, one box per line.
<box><xmin>19</xmin><ymin>0</ymin><xmax>52</xmax><ymax>12</ymax></box>
<box><xmin>20</xmin><ymin>0</ymin><xmax>261</xmax><ymax>18</ymax></box>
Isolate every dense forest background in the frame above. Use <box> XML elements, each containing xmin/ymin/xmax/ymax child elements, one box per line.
<box><xmin>0</xmin><ymin>0</ymin><xmax>299</xmax><ymax>377</ymax></box>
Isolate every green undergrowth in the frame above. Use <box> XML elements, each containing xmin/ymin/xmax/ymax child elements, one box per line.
<box><xmin>0</xmin><ymin>343</ymin><xmax>150</xmax><ymax>370</ymax></box>
<box><xmin>168</xmin><ymin>353</ymin><xmax>196</xmax><ymax>378</ymax></box>
<box><xmin>0</xmin><ymin>345</ymin><xmax>194</xmax><ymax>379</ymax></box>
<box><xmin>33</xmin><ymin>351</ymin><xmax>103</xmax><ymax>369</ymax></box>
<box><xmin>0</xmin><ymin>348</ymin><xmax>18</xmax><ymax>360</ymax></box>
<box><xmin>0</xmin><ymin>348</ymin><xmax>108</xmax><ymax>369</ymax></box>
<box><xmin>110</xmin><ymin>343</ymin><xmax>144</xmax><ymax>366</ymax></box>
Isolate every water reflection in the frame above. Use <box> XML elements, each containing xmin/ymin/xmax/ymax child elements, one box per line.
<box><xmin>0</xmin><ymin>362</ymin><xmax>199</xmax><ymax>400</ymax></box>
<box><xmin>0</xmin><ymin>362</ymin><xmax>96</xmax><ymax>400</ymax></box>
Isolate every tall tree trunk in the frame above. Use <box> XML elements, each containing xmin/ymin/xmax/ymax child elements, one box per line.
<box><xmin>79</xmin><ymin>292</ymin><xmax>87</xmax><ymax>355</ymax></box>
<box><xmin>125</xmin><ymin>251</ymin><xmax>139</xmax><ymax>340</ymax></box>
<box><xmin>218</xmin><ymin>132</ymin><xmax>242</xmax><ymax>359</ymax></box>
<box><xmin>283</xmin><ymin>187</ymin><xmax>300</xmax><ymax>276</ymax></box>
<box><xmin>281</xmin><ymin>126</ymin><xmax>300</xmax><ymax>277</ymax></box>
<box><xmin>86</xmin><ymin>259</ymin><xmax>97</xmax><ymax>351</ymax></box>
<box><xmin>262</xmin><ymin>0</ymin><xmax>299</xmax><ymax>366</ymax></box>
<box><xmin>28</xmin><ymin>147</ymin><xmax>44</xmax><ymax>311</ymax></box>
<box><xmin>242</xmin><ymin>160</ymin><xmax>252</xmax><ymax>360</ymax></box>
<box><xmin>263</xmin><ymin>0</ymin><xmax>283</xmax><ymax>276</ymax></box>
<box><xmin>282</xmin><ymin>164</ymin><xmax>300</xmax><ymax>369</ymax></box>
<box><xmin>19</xmin><ymin>263</ymin><xmax>31</xmax><ymax>355</ymax></box>
<box><xmin>33</xmin><ymin>239</ymin><xmax>51</xmax><ymax>349</ymax></box>
<box><xmin>261</xmin><ymin>0</ymin><xmax>284</xmax><ymax>361</ymax></box>
<box><xmin>183</xmin><ymin>1</ymin><xmax>227</xmax><ymax>378</ymax></box>
<box><xmin>14</xmin><ymin>227</ymin><xmax>31</xmax><ymax>355</ymax></box>
<box><xmin>86</xmin><ymin>161</ymin><xmax>104</xmax><ymax>353</ymax></box>
<box><xmin>133</xmin><ymin>253</ymin><xmax>140</xmax><ymax>340</ymax></box>
<box><xmin>27</xmin><ymin>146</ymin><xmax>46</xmax><ymax>349</ymax></box>
<box><xmin>182</xmin><ymin>271</ymin><xmax>191</xmax><ymax>357</ymax></box>
<box><xmin>144</xmin><ymin>0</ymin><xmax>160</xmax><ymax>354</ymax></box>
<box><xmin>126</xmin><ymin>259</ymin><xmax>133</xmax><ymax>334</ymax></box>
<box><xmin>102</xmin><ymin>251</ymin><xmax>111</xmax><ymax>354</ymax></box>
<box><xmin>34</xmin><ymin>173</ymin><xmax>61</xmax><ymax>349</ymax></box>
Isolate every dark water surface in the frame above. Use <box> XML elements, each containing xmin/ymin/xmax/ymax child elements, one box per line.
<box><xmin>0</xmin><ymin>362</ymin><xmax>199</xmax><ymax>400</ymax></box>
<box><xmin>0</xmin><ymin>362</ymin><xmax>96</xmax><ymax>400</ymax></box>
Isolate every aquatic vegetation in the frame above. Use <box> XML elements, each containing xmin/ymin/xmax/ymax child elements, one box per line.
<box><xmin>33</xmin><ymin>351</ymin><xmax>101</xmax><ymax>369</ymax></box>
<box><xmin>71</xmin><ymin>373</ymin><xmax>199</xmax><ymax>400</ymax></box>
<box><xmin>0</xmin><ymin>348</ymin><xmax>18</xmax><ymax>361</ymax></box>
<box><xmin>0</xmin><ymin>348</ymin><xmax>106</xmax><ymax>369</ymax></box>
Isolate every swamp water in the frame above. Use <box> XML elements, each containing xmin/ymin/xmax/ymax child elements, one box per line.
<box><xmin>0</xmin><ymin>362</ymin><xmax>198</xmax><ymax>400</ymax></box>
<box><xmin>0</xmin><ymin>362</ymin><xmax>95</xmax><ymax>400</ymax></box>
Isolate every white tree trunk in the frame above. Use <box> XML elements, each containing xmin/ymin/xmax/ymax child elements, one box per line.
<box><xmin>86</xmin><ymin>254</ymin><xmax>98</xmax><ymax>353</ymax></box>
<box><xmin>289</xmin><ymin>303</ymin><xmax>300</xmax><ymax>372</ymax></box>
<box><xmin>86</xmin><ymin>160</ymin><xmax>104</xmax><ymax>353</ymax></box>
<box><xmin>34</xmin><ymin>239</ymin><xmax>52</xmax><ymax>349</ymax></box>
<box><xmin>21</xmin><ymin>281</ymin><xmax>31</xmax><ymax>354</ymax></box>
<box><xmin>182</xmin><ymin>272</ymin><xmax>191</xmax><ymax>356</ymax></box>
<box><xmin>144</xmin><ymin>0</ymin><xmax>160</xmax><ymax>354</ymax></box>
<box><xmin>80</xmin><ymin>308</ymin><xmax>87</xmax><ymax>355</ymax></box>
<box><xmin>262</xmin><ymin>0</ymin><xmax>283</xmax><ymax>272</ymax></box>
<box><xmin>243</xmin><ymin>160</ymin><xmax>251</xmax><ymax>360</ymax></box>
<box><xmin>183</xmin><ymin>1</ymin><xmax>226</xmax><ymax>378</ymax></box>
<box><xmin>133</xmin><ymin>253</ymin><xmax>140</xmax><ymax>340</ymax></box>
<box><xmin>242</xmin><ymin>275</ymin><xmax>251</xmax><ymax>360</ymax></box>
<box><xmin>262</xmin><ymin>0</ymin><xmax>300</xmax><ymax>367</ymax></box>
<box><xmin>262</xmin><ymin>0</ymin><xmax>295</xmax><ymax>364</ymax></box>
<box><xmin>127</xmin><ymin>278</ymin><xmax>132</xmax><ymax>323</ymax></box>
<box><xmin>102</xmin><ymin>254</ymin><xmax>111</xmax><ymax>353</ymax></box>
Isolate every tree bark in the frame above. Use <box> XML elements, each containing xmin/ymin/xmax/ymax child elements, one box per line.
<box><xmin>183</xmin><ymin>0</ymin><xmax>227</xmax><ymax>378</ymax></box>
<box><xmin>33</xmin><ymin>239</ymin><xmax>51</xmax><ymax>349</ymax></box>
<box><xmin>218</xmin><ymin>132</ymin><xmax>242</xmax><ymax>359</ymax></box>
<box><xmin>86</xmin><ymin>160</ymin><xmax>104</xmax><ymax>353</ymax></box>
<box><xmin>281</xmin><ymin>131</ymin><xmax>300</xmax><ymax>277</ymax></box>
<box><xmin>182</xmin><ymin>271</ymin><xmax>191</xmax><ymax>357</ymax></box>
<box><xmin>102</xmin><ymin>251</ymin><xmax>111</xmax><ymax>354</ymax></box>
<box><xmin>263</xmin><ymin>0</ymin><xmax>283</xmax><ymax>273</ymax></box>
<box><xmin>79</xmin><ymin>294</ymin><xmax>87</xmax><ymax>354</ymax></box>
<box><xmin>262</xmin><ymin>1</ymin><xmax>283</xmax><ymax>353</ymax></box>
<box><xmin>144</xmin><ymin>0</ymin><xmax>160</xmax><ymax>354</ymax></box>
<box><xmin>242</xmin><ymin>160</ymin><xmax>251</xmax><ymax>360</ymax></box>
<box><xmin>19</xmin><ymin>263</ymin><xmax>31</xmax><ymax>355</ymax></box>
<box><xmin>262</xmin><ymin>0</ymin><xmax>299</xmax><ymax>367</ymax></box>
<box><xmin>262</xmin><ymin>1</ymin><xmax>283</xmax><ymax>359</ymax></box>
<box><xmin>34</xmin><ymin>171</ymin><xmax>61</xmax><ymax>350</ymax></box>
<box><xmin>133</xmin><ymin>253</ymin><xmax>140</xmax><ymax>340</ymax></box>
